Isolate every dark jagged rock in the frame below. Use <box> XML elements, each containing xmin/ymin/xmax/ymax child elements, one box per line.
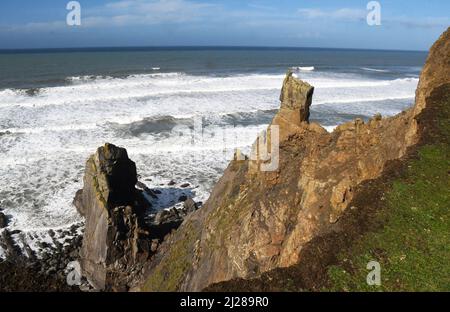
<box><xmin>154</xmin><ymin>209</ymin><xmax>170</xmax><ymax>225</ymax></box>
<box><xmin>73</xmin><ymin>143</ymin><xmax>204</xmax><ymax>291</ymax></box>
<box><xmin>0</xmin><ymin>225</ymin><xmax>83</xmax><ymax>292</ymax></box>
<box><xmin>0</xmin><ymin>212</ymin><xmax>8</xmax><ymax>228</ymax></box>
<box><xmin>75</xmin><ymin>143</ymin><xmax>139</xmax><ymax>216</ymax></box>
<box><xmin>136</xmin><ymin>181</ymin><xmax>159</xmax><ymax>199</ymax></box>
<box><xmin>154</xmin><ymin>208</ymin><xmax>182</xmax><ymax>226</ymax></box>
<box><xmin>75</xmin><ymin>143</ymin><xmax>151</xmax><ymax>291</ymax></box>
<box><xmin>184</xmin><ymin>198</ymin><xmax>198</xmax><ymax>214</ymax></box>
<box><xmin>72</xmin><ymin>190</ymin><xmax>83</xmax><ymax>216</ymax></box>
<box><xmin>0</xmin><ymin>230</ymin><xmax>21</xmax><ymax>259</ymax></box>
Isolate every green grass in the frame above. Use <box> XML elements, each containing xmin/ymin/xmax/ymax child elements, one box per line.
<box><xmin>327</xmin><ymin>90</ymin><xmax>450</xmax><ymax>292</ymax></box>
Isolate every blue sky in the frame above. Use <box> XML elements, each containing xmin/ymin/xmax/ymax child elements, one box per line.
<box><xmin>0</xmin><ymin>0</ymin><xmax>448</xmax><ymax>50</ymax></box>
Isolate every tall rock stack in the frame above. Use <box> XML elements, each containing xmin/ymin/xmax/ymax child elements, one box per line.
<box><xmin>249</xmin><ymin>71</ymin><xmax>314</xmax><ymax>172</ymax></box>
<box><xmin>74</xmin><ymin>143</ymin><xmax>149</xmax><ymax>291</ymax></box>
<box><xmin>279</xmin><ymin>71</ymin><xmax>314</xmax><ymax>124</ymax></box>
<box><xmin>272</xmin><ymin>71</ymin><xmax>315</xmax><ymax>141</ymax></box>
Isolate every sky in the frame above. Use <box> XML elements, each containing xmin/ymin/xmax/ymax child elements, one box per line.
<box><xmin>0</xmin><ymin>0</ymin><xmax>448</xmax><ymax>50</ymax></box>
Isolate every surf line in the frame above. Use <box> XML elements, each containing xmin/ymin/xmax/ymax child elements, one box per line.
<box><xmin>180</xmin><ymin>296</ymin><xmax>215</xmax><ymax>310</ymax></box>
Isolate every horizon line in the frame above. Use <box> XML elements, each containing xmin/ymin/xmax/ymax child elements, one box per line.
<box><xmin>0</xmin><ymin>45</ymin><xmax>428</xmax><ymax>54</ymax></box>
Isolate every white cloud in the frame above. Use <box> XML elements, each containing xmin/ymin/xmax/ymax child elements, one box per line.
<box><xmin>298</xmin><ymin>8</ymin><xmax>366</xmax><ymax>21</ymax></box>
<box><xmin>297</xmin><ymin>7</ymin><xmax>450</xmax><ymax>29</ymax></box>
<box><xmin>3</xmin><ymin>2</ymin><xmax>449</xmax><ymax>35</ymax></box>
<box><xmin>392</xmin><ymin>16</ymin><xmax>450</xmax><ymax>29</ymax></box>
<box><xmin>4</xmin><ymin>0</ymin><xmax>222</xmax><ymax>32</ymax></box>
<box><xmin>5</xmin><ymin>21</ymin><xmax>67</xmax><ymax>32</ymax></box>
<box><xmin>98</xmin><ymin>0</ymin><xmax>220</xmax><ymax>24</ymax></box>
<box><xmin>246</xmin><ymin>3</ymin><xmax>275</xmax><ymax>11</ymax></box>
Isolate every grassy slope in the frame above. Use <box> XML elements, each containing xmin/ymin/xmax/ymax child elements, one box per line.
<box><xmin>327</xmin><ymin>86</ymin><xmax>450</xmax><ymax>291</ymax></box>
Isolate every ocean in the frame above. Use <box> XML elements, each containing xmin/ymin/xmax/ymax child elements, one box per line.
<box><xmin>0</xmin><ymin>47</ymin><xmax>426</xmax><ymax>243</ymax></box>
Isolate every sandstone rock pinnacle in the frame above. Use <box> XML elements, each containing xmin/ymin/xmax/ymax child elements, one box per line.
<box><xmin>279</xmin><ymin>70</ymin><xmax>314</xmax><ymax>124</ymax></box>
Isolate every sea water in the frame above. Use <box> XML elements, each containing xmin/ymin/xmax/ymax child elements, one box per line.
<box><xmin>0</xmin><ymin>47</ymin><xmax>426</xmax><ymax>240</ymax></box>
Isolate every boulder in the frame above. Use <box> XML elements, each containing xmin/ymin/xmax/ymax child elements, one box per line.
<box><xmin>0</xmin><ymin>212</ymin><xmax>8</xmax><ymax>228</ymax></box>
<box><xmin>136</xmin><ymin>181</ymin><xmax>159</xmax><ymax>199</ymax></box>
<box><xmin>154</xmin><ymin>209</ymin><xmax>170</xmax><ymax>225</ymax></box>
<box><xmin>154</xmin><ymin>208</ymin><xmax>183</xmax><ymax>225</ymax></box>
<box><xmin>183</xmin><ymin>198</ymin><xmax>198</xmax><ymax>213</ymax></box>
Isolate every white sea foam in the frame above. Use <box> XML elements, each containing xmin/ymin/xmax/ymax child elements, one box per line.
<box><xmin>1</xmin><ymin>123</ymin><xmax>98</xmax><ymax>134</ymax></box>
<box><xmin>0</xmin><ymin>73</ymin><xmax>417</xmax><ymax>112</ymax></box>
<box><xmin>292</xmin><ymin>66</ymin><xmax>315</xmax><ymax>71</ymax></box>
<box><xmin>0</xmin><ymin>70</ymin><xmax>419</xmax><ymax>233</ymax></box>
<box><xmin>0</xmin><ymin>73</ymin><xmax>283</xmax><ymax>109</ymax></box>
<box><xmin>360</xmin><ymin>67</ymin><xmax>390</xmax><ymax>73</ymax></box>
<box><xmin>323</xmin><ymin>125</ymin><xmax>338</xmax><ymax>133</ymax></box>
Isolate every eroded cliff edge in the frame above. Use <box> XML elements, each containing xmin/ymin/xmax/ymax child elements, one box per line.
<box><xmin>138</xmin><ymin>28</ymin><xmax>450</xmax><ymax>291</ymax></box>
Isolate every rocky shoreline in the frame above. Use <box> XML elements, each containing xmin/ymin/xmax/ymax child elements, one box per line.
<box><xmin>0</xmin><ymin>223</ymin><xmax>84</xmax><ymax>291</ymax></box>
<box><xmin>0</xmin><ymin>27</ymin><xmax>448</xmax><ymax>292</ymax></box>
<box><xmin>0</xmin><ymin>160</ymin><xmax>202</xmax><ymax>292</ymax></box>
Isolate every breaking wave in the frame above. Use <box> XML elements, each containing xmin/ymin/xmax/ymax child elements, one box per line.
<box><xmin>0</xmin><ymin>69</ymin><xmax>419</xmax><ymax>232</ymax></box>
<box><xmin>291</xmin><ymin>66</ymin><xmax>315</xmax><ymax>71</ymax></box>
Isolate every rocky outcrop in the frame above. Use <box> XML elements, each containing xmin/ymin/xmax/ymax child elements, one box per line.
<box><xmin>279</xmin><ymin>72</ymin><xmax>313</xmax><ymax>124</ymax></box>
<box><xmin>74</xmin><ymin>143</ymin><xmax>202</xmax><ymax>291</ymax></box>
<box><xmin>0</xmin><ymin>225</ymin><xmax>83</xmax><ymax>292</ymax></box>
<box><xmin>139</xmin><ymin>27</ymin><xmax>450</xmax><ymax>292</ymax></box>
<box><xmin>0</xmin><ymin>212</ymin><xmax>8</xmax><ymax>228</ymax></box>
<box><xmin>414</xmin><ymin>27</ymin><xmax>450</xmax><ymax>114</ymax></box>
<box><xmin>74</xmin><ymin>143</ymin><xmax>151</xmax><ymax>291</ymax></box>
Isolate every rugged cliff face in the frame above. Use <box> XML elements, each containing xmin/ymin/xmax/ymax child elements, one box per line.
<box><xmin>139</xmin><ymin>28</ymin><xmax>450</xmax><ymax>292</ymax></box>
